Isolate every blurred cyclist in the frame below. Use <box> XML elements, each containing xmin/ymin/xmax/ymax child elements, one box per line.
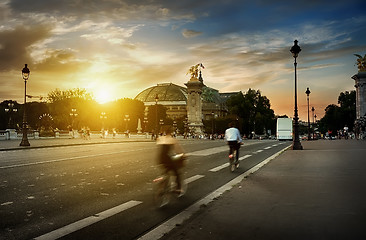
<box><xmin>225</xmin><ymin>121</ymin><xmax>243</xmax><ymax>163</ymax></box>
<box><xmin>156</xmin><ymin>125</ymin><xmax>186</xmax><ymax>194</ymax></box>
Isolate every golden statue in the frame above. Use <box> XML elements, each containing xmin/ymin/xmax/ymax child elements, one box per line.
<box><xmin>187</xmin><ymin>63</ymin><xmax>204</xmax><ymax>81</ymax></box>
<box><xmin>354</xmin><ymin>54</ymin><xmax>366</xmax><ymax>72</ymax></box>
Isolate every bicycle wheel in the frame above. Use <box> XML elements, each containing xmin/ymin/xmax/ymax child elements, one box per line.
<box><xmin>234</xmin><ymin>149</ymin><xmax>240</xmax><ymax>169</ymax></box>
<box><xmin>153</xmin><ymin>176</ymin><xmax>170</xmax><ymax>208</ymax></box>
<box><xmin>178</xmin><ymin>173</ymin><xmax>188</xmax><ymax>197</ymax></box>
<box><xmin>229</xmin><ymin>152</ymin><xmax>235</xmax><ymax>172</ymax></box>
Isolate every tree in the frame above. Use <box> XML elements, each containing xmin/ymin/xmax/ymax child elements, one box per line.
<box><xmin>318</xmin><ymin>90</ymin><xmax>356</xmax><ymax>135</ymax></box>
<box><xmin>46</xmin><ymin>88</ymin><xmax>96</xmax><ymax>130</ymax></box>
<box><xmin>226</xmin><ymin>89</ymin><xmax>276</xmax><ymax>137</ymax></box>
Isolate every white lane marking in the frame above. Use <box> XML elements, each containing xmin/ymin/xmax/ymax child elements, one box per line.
<box><xmin>185</xmin><ymin>175</ymin><xmax>205</xmax><ymax>184</ymax></box>
<box><xmin>209</xmin><ymin>154</ymin><xmax>252</xmax><ymax>172</ymax></box>
<box><xmin>240</xmin><ymin>154</ymin><xmax>252</xmax><ymax>160</ymax></box>
<box><xmin>138</xmin><ymin>145</ymin><xmax>291</xmax><ymax>240</ymax></box>
<box><xmin>256</xmin><ymin>149</ymin><xmax>263</xmax><ymax>153</ymax></box>
<box><xmin>189</xmin><ymin>146</ymin><xmax>228</xmax><ymax>156</ymax></box>
<box><xmin>189</xmin><ymin>141</ymin><xmax>261</xmax><ymax>156</ymax></box>
<box><xmin>209</xmin><ymin>163</ymin><xmax>230</xmax><ymax>172</ymax></box>
<box><xmin>34</xmin><ymin>200</ymin><xmax>142</xmax><ymax>240</ymax></box>
<box><xmin>264</xmin><ymin>146</ymin><xmax>271</xmax><ymax>149</ymax></box>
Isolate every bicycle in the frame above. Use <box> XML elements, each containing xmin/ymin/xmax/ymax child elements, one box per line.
<box><xmin>153</xmin><ymin>154</ymin><xmax>187</xmax><ymax>208</ymax></box>
<box><xmin>229</xmin><ymin>149</ymin><xmax>239</xmax><ymax>172</ymax></box>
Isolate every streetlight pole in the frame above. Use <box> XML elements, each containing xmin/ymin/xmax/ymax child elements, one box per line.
<box><xmin>5</xmin><ymin>101</ymin><xmax>17</xmax><ymax>128</ymax></box>
<box><xmin>100</xmin><ymin>112</ymin><xmax>107</xmax><ymax>138</ymax></box>
<box><xmin>124</xmin><ymin>114</ymin><xmax>130</xmax><ymax>132</ymax></box>
<box><xmin>305</xmin><ymin>87</ymin><xmax>311</xmax><ymax>141</ymax></box>
<box><xmin>290</xmin><ymin>40</ymin><xmax>303</xmax><ymax>150</ymax></box>
<box><xmin>211</xmin><ymin>111</ymin><xmax>214</xmax><ymax>138</ymax></box>
<box><xmin>311</xmin><ymin>106</ymin><xmax>315</xmax><ymax>139</ymax></box>
<box><xmin>20</xmin><ymin>64</ymin><xmax>30</xmax><ymax>146</ymax></box>
<box><xmin>155</xmin><ymin>94</ymin><xmax>159</xmax><ymax>137</ymax></box>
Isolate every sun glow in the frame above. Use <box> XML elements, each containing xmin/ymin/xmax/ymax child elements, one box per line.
<box><xmin>95</xmin><ymin>88</ymin><xmax>114</xmax><ymax>104</ymax></box>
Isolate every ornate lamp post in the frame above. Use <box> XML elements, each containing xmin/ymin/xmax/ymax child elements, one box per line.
<box><xmin>290</xmin><ymin>40</ymin><xmax>303</xmax><ymax>150</ymax></box>
<box><xmin>100</xmin><ymin>112</ymin><xmax>107</xmax><ymax>138</ymax></box>
<box><xmin>5</xmin><ymin>101</ymin><xmax>17</xmax><ymax>128</ymax></box>
<box><xmin>305</xmin><ymin>87</ymin><xmax>311</xmax><ymax>140</ymax></box>
<box><xmin>211</xmin><ymin>111</ymin><xmax>214</xmax><ymax>136</ymax></box>
<box><xmin>124</xmin><ymin>114</ymin><xmax>130</xmax><ymax>132</ymax></box>
<box><xmin>311</xmin><ymin>106</ymin><xmax>315</xmax><ymax>140</ymax></box>
<box><xmin>143</xmin><ymin>117</ymin><xmax>148</xmax><ymax>132</ymax></box>
<box><xmin>155</xmin><ymin>94</ymin><xmax>159</xmax><ymax>136</ymax></box>
<box><xmin>20</xmin><ymin>64</ymin><xmax>30</xmax><ymax>146</ymax></box>
<box><xmin>70</xmin><ymin>108</ymin><xmax>78</xmax><ymax>128</ymax></box>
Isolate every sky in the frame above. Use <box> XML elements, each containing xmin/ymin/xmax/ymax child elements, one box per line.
<box><xmin>0</xmin><ymin>0</ymin><xmax>365</xmax><ymax>121</ymax></box>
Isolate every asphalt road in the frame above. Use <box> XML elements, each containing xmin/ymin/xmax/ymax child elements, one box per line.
<box><xmin>0</xmin><ymin>139</ymin><xmax>291</xmax><ymax>240</ymax></box>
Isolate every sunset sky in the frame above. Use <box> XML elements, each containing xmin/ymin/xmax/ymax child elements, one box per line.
<box><xmin>0</xmin><ymin>0</ymin><xmax>365</xmax><ymax>120</ymax></box>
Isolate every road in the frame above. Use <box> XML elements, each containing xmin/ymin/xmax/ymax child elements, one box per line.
<box><xmin>0</xmin><ymin>139</ymin><xmax>291</xmax><ymax>240</ymax></box>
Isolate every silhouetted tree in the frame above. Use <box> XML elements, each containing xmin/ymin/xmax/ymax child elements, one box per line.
<box><xmin>318</xmin><ymin>90</ymin><xmax>356</xmax><ymax>134</ymax></box>
<box><xmin>226</xmin><ymin>89</ymin><xmax>276</xmax><ymax>137</ymax></box>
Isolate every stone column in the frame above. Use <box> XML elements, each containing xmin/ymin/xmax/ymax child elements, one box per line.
<box><xmin>352</xmin><ymin>72</ymin><xmax>366</xmax><ymax>119</ymax></box>
<box><xmin>185</xmin><ymin>71</ymin><xmax>205</xmax><ymax>135</ymax></box>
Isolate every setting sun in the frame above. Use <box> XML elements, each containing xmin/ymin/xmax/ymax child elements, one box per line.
<box><xmin>95</xmin><ymin>88</ymin><xmax>114</xmax><ymax>104</ymax></box>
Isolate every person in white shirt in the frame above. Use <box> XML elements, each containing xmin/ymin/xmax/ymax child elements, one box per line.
<box><xmin>225</xmin><ymin>122</ymin><xmax>243</xmax><ymax>164</ymax></box>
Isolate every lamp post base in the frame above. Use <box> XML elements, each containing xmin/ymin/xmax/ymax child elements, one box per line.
<box><xmin>20</xmin><ymin>139</ymin><xmax>30</xmax><ymax>146</ymax></box>
<box><xmin>19</xmin><ymin>125</ymin><xmax>30</xmax><ymax>146</ymax></box>
<box><xmin>292</xmin><ymin>140</ymin><xmax>303</xmax><ymax>150</ymax></box>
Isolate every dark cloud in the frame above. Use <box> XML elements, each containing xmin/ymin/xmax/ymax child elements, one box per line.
<box><xmin>8</xmin><ymin>0</ymin><xmax>196</xmax><ymax>22</ymax></box>
<box><xmin>0</xmin><ymin>25</ymin><xmax>52</xmax><ymax>71</ymax></box>
<box><xmin>34</xmin><ymin>49</ymin><xmax>90</xmax><ymax>74</ymax></box>
<box><xmin>182</xmin><ymin>29</ymin><xmax>202</xmax><ymax>38</ymax></box>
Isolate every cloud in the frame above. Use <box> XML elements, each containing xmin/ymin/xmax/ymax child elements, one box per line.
<box><xmin>0</xmin><ymin>24</ymin><xmax>52</xmax><ymax>71</ymax></box>
<box><xmin>182</xmin><ymin>29</ymin><xmax>202</xmax><ymax>38</ymax></box>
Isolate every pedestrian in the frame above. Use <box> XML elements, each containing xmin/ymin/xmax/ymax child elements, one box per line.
<box><xmin>68</xmin><ymin>125</ymin><xmax>73</xmax><ymax>139</ymax></box>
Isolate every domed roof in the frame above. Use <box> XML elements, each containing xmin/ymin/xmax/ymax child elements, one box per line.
<box><xmin>135</xmin><ymin>83</ymin><xmax>187</xmax><ymax>103</ymax></box>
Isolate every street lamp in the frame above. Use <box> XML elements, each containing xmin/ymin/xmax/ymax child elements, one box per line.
<box><xmin>5</xmin><ymin>101</ymin><xmax>17</xmax><ymax>128</ymax></box>
<box><xmin>311</xmin><ymin>106</ymin><xmax>315</xmax><ymax>140</ymax></box>
<box><xmin>211</xmin><ymin>111</ymin><xmax>214</xmax><ymax>136</ymax></box>
<box><xmin>124</xmin><ymin>114</ymin><xmax>130</xmax><ymax>132</ymax></box>
<box><xmin>290</xmin><ymin>40</ymin><xmax>303</xmax><ymax>150</ymax></box>
<box><xmin>143</xmin><ymin>117</ymin><xmax>148</xmax><ymax>132</ymax></box>
<box><xmin>100</xmin><ymin>112</ymin><xmax>107</xmax><ymax>138</ymax></box>
<box><xmin>155</xmin><ymin>94</ymin><xmax>159</xmax><ymax>136</ymax></box>
<box><xmin>20</xmin><ymin>64</ymin><xmax>30</xmax><ymax>146</ymax></box>
<box><xmin>70</xmin><ymin>108</ymin><xmax>78</xmax><ymax>128</ymax></box>
<box><xmin>305</xmin><ymin>87</ymin><xmax>311</xmax><ymax>141</ymax></box>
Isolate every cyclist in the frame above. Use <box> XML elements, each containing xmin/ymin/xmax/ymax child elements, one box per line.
<box><xmin>156</xmin><ymin>125</ymin><xmax>186</xmax><ymax>194</ymax></box>
<box><xmin>225</xmin><ymin>121</ymin><xmax>243</xmax><ymax>164</ymax></box>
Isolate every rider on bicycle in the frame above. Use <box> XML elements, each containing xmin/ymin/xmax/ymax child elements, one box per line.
<box><xmin>156</xmin><ymin>125</ymin><xmax>186</xmax><ymax>194</ymax></box>
<box><xmin>225</xmin><ymin>121</ymin><xmax>243</xmax><ymax>163</ymax></box>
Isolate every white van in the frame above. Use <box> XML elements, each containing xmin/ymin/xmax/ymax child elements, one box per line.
<box><xmin>276</xmin><ymin>118</ymin><xmax>293</xmax><ymax>141</ymax></box>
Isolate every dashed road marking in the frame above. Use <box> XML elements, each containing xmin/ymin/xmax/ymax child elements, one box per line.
<box><xmin>209</xmin><ymin>163</ymin><xmax>230</xmax><ymax>172</ymax></box>
<box><xmin>209</xmin><ymin>154</ymin><xmax>252</xmax><ymax>172</ymax></box>
<box><xmin>189</xmin><ymin>146</ymin><xmax>228</xmax><ymax>156</ymax></box>
<box><xmin>240</xmin><ymin>154</ymin><xmax>252</xmax><ymax>160</ymax></box>
<box><xmin>185</xmin><ymin>175</ymin><xmax>205</xmax><ymax>184</ymax></box>
<box><xmin>256</xmin><ymin>149</ymin><xmax>263</xmax><ymax>153</ymax></box>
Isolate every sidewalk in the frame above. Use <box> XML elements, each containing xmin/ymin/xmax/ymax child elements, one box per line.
<box><xmin>159</xmin><ymin>140</ymin><xmax>366</xmax><ymax>240</ymax></box>
<box><xmin>0</xmin><ymin>134</ymin><xmax>154</xmax><ymax>151</ymax></box>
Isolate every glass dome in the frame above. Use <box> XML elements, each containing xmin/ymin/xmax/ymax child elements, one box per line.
<box><xmin>135</xmin><ymin>83</ymin><xmax>187</xmax><ymax>102</ymax></box>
